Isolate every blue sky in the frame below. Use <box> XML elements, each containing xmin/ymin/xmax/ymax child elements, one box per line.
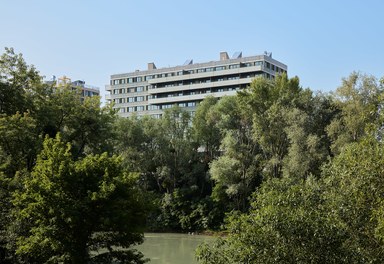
<box><xmin>1</xmin><ymin>0</ymin><xmax>383</xmax><ymax>101</ymax></box>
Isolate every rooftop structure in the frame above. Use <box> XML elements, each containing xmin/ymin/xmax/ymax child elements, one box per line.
<box><xmin>51</xmin><ymin>76</ymin><xmax>100</xmax><ymax>101</ymax></box>
<box><xmin>106</xmin><ymin>51</ymin><xmax>287</xmax><ymax>118</ymax></box>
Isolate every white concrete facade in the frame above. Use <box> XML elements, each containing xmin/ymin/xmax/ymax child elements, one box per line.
<box><xmin>106</xmin><ymin>52</ymin><xmax>287</xmax><ymax>118</ymax></box>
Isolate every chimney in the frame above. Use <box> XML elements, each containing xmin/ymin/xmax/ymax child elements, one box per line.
<box><xmin>148</xmin><ymin>62</ymin><xmax>157</xmax><ymax>70</ymax></box>
<box><xmin>220</xmin><ymin>52</ymin><xmax>229</xmax><ymax>61</ymax></box>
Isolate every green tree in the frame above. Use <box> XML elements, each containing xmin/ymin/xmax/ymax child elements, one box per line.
<box><xmin>33</xmin><ymin>85</ymin><xmax>116</xmax><ymax>158</ymax></box>
<box><xmin>210</xmin><ymin>127</ymin><xmax>261</xmax><ymax>212</ymax></box>
<box><xmin>197</xmin><ymin>134</ymin><xmax>384</xmax><ymax>264</ymax></box>
<box><xmin>327</xmin><ymin>72</ymin><xmax>383</xmax><ymax>154</ymax></box>
<box><xmin>322</xmin><ymin>136</ymin><xmax>384</xmax><ymax>262</ymax></box>
<box><xmin>0</xmin><ymin>48</ymin><xmax>118</xmax><ymax>262</ymax></box>
<box><xmin>196</xmin><ymin>177</ymin><xmax>350</xmax><ymax>264</ymax></box>
<box><xmin>113</xmin><ymin>115</ymin><xmax>171</xmax><ymax>193</ymax></box>
<box><xmin>282</xmin><ymin>107</ymin><xmax>329</xmax><ymax>179</ymax></box>
<box><xmin>0</xmin><ymin>112</ymin><xmax>39</xmax><ymax>173</ymax></box>
<box><xmin>237</xmin><ymin>74</ymin><xmax>305</xmax><ymax>178</ymax></box>
<box><xmin>238</xmin><ymin>74</ymin><xmax>332</xmax><ymax>179</ymax></box>
<box><xmin>0</xmin><ymin>47</ymin><xmax>43</xmax><ymax>115</ymax></box>
<box><xmin>11</xmin><ymin>135</ymin><xmax>148</xmax><ymax>264</ymax></box>
<box><xmin>113</xmin><ymin>107</ymin><xmax>216</xmax><ymax>231</ymax></box>
<box><xmin>195</xmin><ymin>95</ymin><xmax>259</xmax><ymax>213</ymax></box>
<box><xmin>192</xmin><ymin>96</ymin><xmax>221</xmax><ymax>162</ymax></box>
<box><xmin>0</xmin><ymin>112</ymin><xmax>40</xmax><ymax>263</ymax></box>
<box><xmin>153</xmin><ymin>107</ymin><xmax>216</xmax><ymax>231</ymax></box>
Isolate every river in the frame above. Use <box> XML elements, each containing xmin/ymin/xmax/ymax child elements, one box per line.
<box><xmin>136</xmin><ymin>233</ymin><xmax>214</xmax><ymax>264</ymax></box>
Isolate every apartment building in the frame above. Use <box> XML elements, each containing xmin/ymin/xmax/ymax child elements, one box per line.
<box><xmin>54</xmin><ymin>76</ymin><xmax>100</xmax><ymax>101</ymax></box>
<box><xmin>46</xmin><ymin>76</ymin><xmax>100</xmax><ymax>102</ymax></box>
<box><xmin>70</xmin><ymin>80</ymin><xmax>100</xmax><ymax>102</ymax></box>
<box><xmin>106</xmin><ymin>51</ymin><xmax>287</xmax><ymax>118</ymax></box>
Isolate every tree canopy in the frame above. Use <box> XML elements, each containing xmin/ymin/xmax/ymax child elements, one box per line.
<box><xmin>2</xmin><ymin>47</ymin><xmax>384</xmax><ymax>264</ymax></box>
<box><xmin>0</xmin><ymin>48</ymin><xmax>147</xmax><ymax>264</ymax></box>
<box><xmin>11</xmin><ymin>135</ymin><xmax>148</xmax><ymax>264</ymax></box>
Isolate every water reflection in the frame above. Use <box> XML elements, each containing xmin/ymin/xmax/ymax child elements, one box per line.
<box><xmin>136</xmin><ymin>233</ymin><xmax>213</xmax><ymax>264</ymax></box>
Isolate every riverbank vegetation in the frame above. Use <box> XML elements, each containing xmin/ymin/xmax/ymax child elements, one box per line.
<box><xmin>0</xmin><ymin>48</ymin><xmax>383</xmax><ymax>263</ymax></box>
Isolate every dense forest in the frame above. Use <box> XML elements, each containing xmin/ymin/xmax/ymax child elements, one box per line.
<box><xmin>1</xmin><ymin>48</ymin><xmax>384</xmax><ymax>263</ymax></box>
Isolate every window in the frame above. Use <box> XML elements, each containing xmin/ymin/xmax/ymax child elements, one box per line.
<box><xmin>215</xmin><ymin>66</ymin><xmax>226</xmax><ymax>71</ymax></box>
<box><xmin>128</xmin><ymin>107</ymin><xmax>135</xmax><ymax>112</ymax></box>
<box><xmin>149</xmin><ymin>105</ymin><xmax>160</xmax><ymax>110</ymax></box>
<box><xmin>137</xmin><ymin>106</ymin><xmax>144</xmax><ymax>111</ymax></box>
<box><xmin>128</xmin><ymin>97</ymin><xmax>134</xmax><ymax>103</ymax></box>
<box><xmin>187</xmin><ymin>102</ymin><xmax>196</xmax><ymax>107</ymax></box>
<box><xmin>137</xmin><ymin>76</ymin><xmax>142</xmax><ymax>82</ymax></box>
<box><xmin>229</xmin><ymin>64</ymin><xmax>240</xmax><ymax>69</ymax></box>
<box><xmin>128</xmin><ymin>78</ymin><xmax>133</xmax><ymax>83</ymax></box>
<box><xmin>136</xmin><ymin>96</ymin><xmax>144</xmax><ymax>102</ymax></box>
<box><xmin>137</xmin><ymin>86</ymin><xmax>144</xmax><ymax>92</ymax></box>
<box><xmin>162</xmin><ymin>104</ymin><xmax>172</xmax><ymax>109</ymax></box>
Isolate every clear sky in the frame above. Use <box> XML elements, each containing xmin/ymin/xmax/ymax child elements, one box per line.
<box><xmin>1</xmin><ymin>0</ymin><xmax>383</xmax><ymax>102</ymax></box>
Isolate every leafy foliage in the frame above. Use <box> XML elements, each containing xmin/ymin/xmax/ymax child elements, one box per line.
<box><xmin>0</xmin><ymin>48</ymin><xmax>137</xmax><ymax>263</ymax></box>
<box><xmin>2</xmin><ymin>47</ymin><xmax>384</xmax><ymax>263</ymax></box>
<box><xmin>12</xmin><ymin>135</ymin><xmax>148</xmax><ymax>264</ymax></box>
<box><xmin>238</xmin><ymin>74</ymin><xmax>332</xmax><ymax>179</ymax></box>
<box><xmin>197</xmin><ymin>135</ymin><xmax>384</xmax><ymax>263</ymax></box>
<box><xmin>322</xmin><ymin>136</ymin><xmax>384</xmax><ymax>262</ymax></box>
<box><xmin>196</xmin><ymin>177</ymin><xmax>350</xmax><ymax>264</ymax></box>
<box><xmin>326</xmin><ymin>72</ymin><xmax>383</xmax><ymax>154</ymax></box>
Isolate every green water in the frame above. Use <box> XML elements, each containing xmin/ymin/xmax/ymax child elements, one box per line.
<box><xmin>136</xmin><ymin>233</ymin><xmax>213</xmax><ymax>264</ymax></box>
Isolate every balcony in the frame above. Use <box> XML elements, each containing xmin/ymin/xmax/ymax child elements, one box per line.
<box><xmin>105</xmin><ymin>85</ymin><xmax>112</xmax><ymax>91</ymax></box>
<box><xmin>148</xmin><ymin>77</ymin><xmax>253</xmax><ymax>95</ymax></box>
<box><xmin>147</xmin><ymin>65</ymin><xmax>262</xmax><ymax>85</ymax></box>
<box><xmin>148</xmin><ymin>90</ymin><xmax>238</xmax><ymax>105</ymax></box>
